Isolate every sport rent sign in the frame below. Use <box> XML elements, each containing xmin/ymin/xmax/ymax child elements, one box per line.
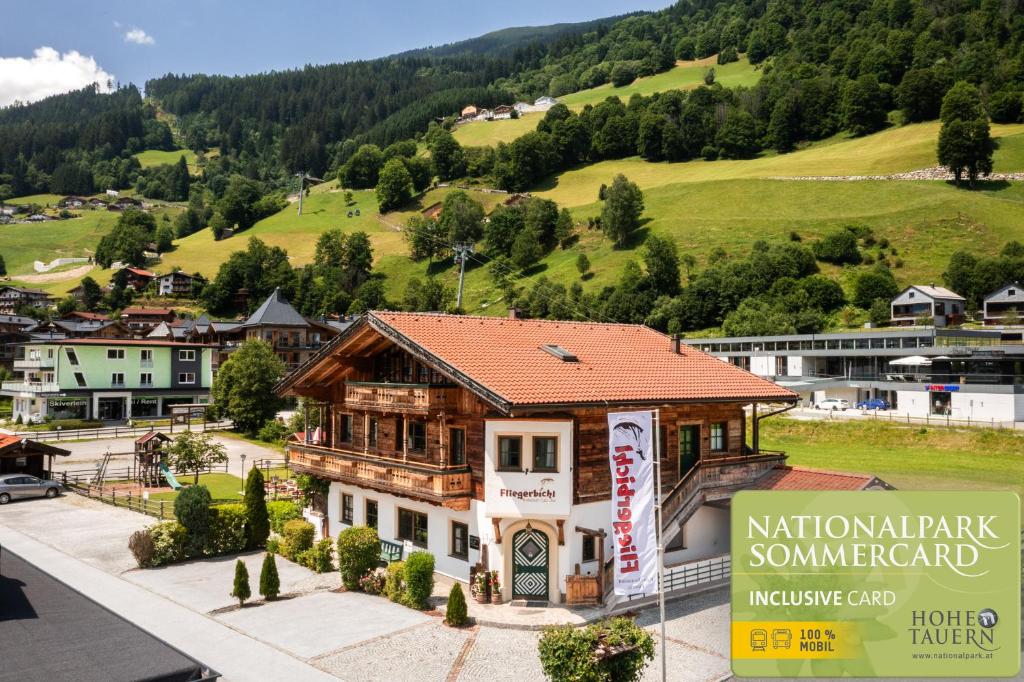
<box><xmin>607</xmin><ymin>411</ymin><xmax>657</xmax><ymax>596</ymax></box>
<box><xmin>731</xmin><ymin>491</ymin><xmax>1020</xmax><ymax>677</ymax></box>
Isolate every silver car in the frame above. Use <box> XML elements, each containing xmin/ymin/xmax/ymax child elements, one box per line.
<box><xmin>0</xmin><ymin>474</ymin><xmax>62</xmax><ymax>504</ymax></box>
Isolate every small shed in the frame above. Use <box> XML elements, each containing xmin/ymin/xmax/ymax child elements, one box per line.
<box><xmin>0</xmin><ymin>436</ymin><xmax>70</xmax><ymax>478</ymax></box>
<box><xmin>136</xmin><ymin>431</ymin><xmax>171</xmax><ymax>457</ymax></box>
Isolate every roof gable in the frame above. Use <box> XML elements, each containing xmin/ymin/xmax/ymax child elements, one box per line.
<box><xmin>243</xmin><ymin>288</ymin><xmax>308</xmax><ymax>327</ymax></box>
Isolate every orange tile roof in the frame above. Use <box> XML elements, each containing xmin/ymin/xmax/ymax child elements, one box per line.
<box><xmin>369</xmin><ymin>312</ymin><xmax>796</xmax><ymax>407</ymax></box>
<box><xmin>746</xmin><ymin>466</ymin><xmax>885</xmax><ymax>491</ymax></box>
<box><xmin>0</xmin><ymin>435</ymin><xmax>23</xmax><ymax>449</ymax></box>
<box><xmin>121</xmin><ymin>307</ymin><xmax>174</xmax><ymax>316</ymax></box>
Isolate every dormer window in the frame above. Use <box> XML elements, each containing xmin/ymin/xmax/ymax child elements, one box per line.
<box><xmin>1010</xmin><ymin>289</ymin><xmax>1016</xmax><ymax>297</ymax></box>
<box><xmin>908</xmin><ymin>292</ymin><xmax>915</xmax><ymax>299</ymax></box>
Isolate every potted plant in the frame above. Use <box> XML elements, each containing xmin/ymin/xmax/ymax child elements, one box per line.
<box><xmin>489</xmin><ymin>570</ymin><xmax>502</xmax><ymax>604</ymax></box>
<box><xmin>474</xmin><ymin>571</ymin><xmax>489</xmax><ymax>604</ymax></box>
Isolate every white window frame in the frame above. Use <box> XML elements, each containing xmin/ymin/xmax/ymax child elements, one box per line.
<box><xmin>178</xmin><ymin>349</ymin><xmax>196</xmax><ymax>362</ymax></box>
<box><xmin>111</xmin><ymin>372</ymin><xmax>125</xmax><ymax>386</ymax></box>
<box><xmin>107</xmin><ymin>349</ymin><xmax>125</xmax><ymax>360</ymax></box>
<box><xmin>139</xmin><ymin>372</ymin><xmax>153</xmax><ymax>386</ymax></box>
<box><xmin>178</xmin><ymin>372</ymin><xmax>196</xmax><ymax>384</ymax></box>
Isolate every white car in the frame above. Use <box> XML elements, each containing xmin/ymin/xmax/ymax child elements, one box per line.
<box><xmin>816</xmin><ymin>399</ymin><xmax>849</xmax><ymax>411</ymax></box>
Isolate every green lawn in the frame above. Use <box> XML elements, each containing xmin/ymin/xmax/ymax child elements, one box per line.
<box><xmin>4</xmin><ymin>193</ymin><xmax>65</xmax><ymax>206</ymax></box>
<box><xmin>149</xmin><ymin>472</ymin><xmax>245</xmax><ymax>502</ymax></box>
<box><xmin>759</xmin><ymin>418</ymin><xmax>1024</xmax><ymax>524</ymax></box>
<box><xmin>559</xmin><ymin>56</ymin><xmax>761</xmax><ymax>110</ymax></box>
<box><xmin>537</xmin><ymin>123</ymin><xmax>1024</xmax><ymax>206</ymax></box>
<box><xmin>453</xmin><ymin>57</ymin><xmax>761</xmax><ymax>148</ymax></box>
<box><xmin>0</xmin><ymin>210</ymin><xmax>117</xmax><ymax>275</ymax></box>
<box><xmin>453</xmin><ymin>113</ymin><xmax>545</xmax><ymax>147</ymax></box>
<box><xmin>134</xmin><ymin>148</ymin><xmax>199</xmax><ymax>172</ymax></box>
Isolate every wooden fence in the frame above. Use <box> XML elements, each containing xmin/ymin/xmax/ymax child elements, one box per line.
<box><xmin>9</xmin><ymin>419</ymin><xmax>234</xmax><ymax>442</ymax></box>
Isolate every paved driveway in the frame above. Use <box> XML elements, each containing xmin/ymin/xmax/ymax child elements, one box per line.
<box><xmin>0</xmin><ymin>495</ymin><xmax>741</xmax><ymax>682</ymax></box>
<box><xmin>50</xmin><ymin>432</ymin><xmax>284</xmax><ymax>473</ymax></box>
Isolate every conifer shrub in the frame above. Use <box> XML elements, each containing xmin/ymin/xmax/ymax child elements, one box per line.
<box><xmin>445</xmin><ymin>582</ymin><xmax>468</xmax><ymax>626</ymax></box>
<box><xmin>259</xmin><ymin>552</ymin><xmax>280</xmax><ymax>600</ymax></box>
<box><xmin>231</xmin><ymin>559</ymin><xmax>251</xmax><ymax>607</ymax></box>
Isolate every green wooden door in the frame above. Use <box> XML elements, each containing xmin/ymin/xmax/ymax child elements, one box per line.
<box><xmin>679</xmin><ymin>425</ymin><xmax>699</xmax><ymax>477</ymax></box>
<box><xmin>512</xmin><ymin>528</ymin><xmax>549</xmax><ymax>599</ymax></box>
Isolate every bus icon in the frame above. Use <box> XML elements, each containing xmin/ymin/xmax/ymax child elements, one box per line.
<box><xmin>750</xmin><ymin>629</ymin><xmax>768</xmax><ymax>651</ymax></box>
<box><xmin>772</xmin><ymin>629</ymin><xmax>792</xmax><ymax>649</ymax></box>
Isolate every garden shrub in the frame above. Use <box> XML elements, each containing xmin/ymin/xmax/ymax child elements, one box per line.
<box><xmin>538</xmin><ymin>617</ymin><xmax>654</xmax><ymax>682</ymax></box>
<box><xmin>204</xmin><ymin>504</ymin><xmax>248</xmax><ymax>555</ymax></box>
<box><xmin>445</xmin><ymin>583</ymin><xmax>468</xmax><ymax>626</ymax></box>
<box><xmin>403</xmin><ymin>551</ymin><xmax>435</xmax><ymax>609</ymax></box>
<box><xmin>174</xmin><ymin>484</ymin><xmax>212</xmax><ymax>554</ymax></box>
<box><xmin>267</xmin><ymin>500</ymin><xmax>302</xmax><ymax>534</ymax></box>
<box><xmin>266</xmin><ymin>537</ymin><xmax>280</xmax><ymax>554</ymax></box>
<box><xmin>336</xmin><ymin>526</ymin><xmax>380</xmax><ymax>590</ymax></box>
<box><xmin>244</xmin><ymin>467</ymin><xmax>270</xmax><ymax>549</ymax></box>
<box><xmin>281</xmin><ymin>519</ymin><xmax>315</xmax><ymax>561</ymax></box>
<box><xmin>257</xmin><ymin>419</ymin><xmax>289</xmax><ymax>443</ymax></box>
<box><xmin>150</xmin><ymin>521</ymin><xmax>188</xmax><ymax>565</ymax></box>
<box><xmin>306</xmin><ymin>538</ymin><xmax>335</xmax><ymax>573</ymax></box>
<box><xmin>128</xmin><ymin>528</ymin><xmax>156</xmax><ymax>568</ymax></box>
<box><xmin>259</xmin><ymin>552</ymin><xmax>280</xmax><ymax>600</ymax></box>
<box><xmin>385</xmin><ymin>561</ymin><xmax>406</xmax><ymax>603</ymax></box>
<box><xmin>231</xmin><ymin>559</ymin><xmax>251</xmax><ymax>607</ymax></box>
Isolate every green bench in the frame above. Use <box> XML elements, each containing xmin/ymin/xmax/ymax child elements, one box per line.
<box><xmin>380</xmin><ymin>539</ymin><xmax>403</xmax><ymax>564</ymax></box>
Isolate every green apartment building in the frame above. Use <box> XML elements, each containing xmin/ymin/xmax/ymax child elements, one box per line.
<box><xmin>3</xmin><ymin>339</ymin><xmax>213</xmax><ymax>423</ymax></box>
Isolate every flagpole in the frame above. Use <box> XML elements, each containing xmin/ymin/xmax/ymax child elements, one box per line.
<box><xmin>652</xmin><ymin>408</ymin><xmax>667</xmax><ymax>682</ymax></box>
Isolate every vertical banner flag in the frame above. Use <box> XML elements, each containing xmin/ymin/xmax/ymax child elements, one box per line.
<box><xmin>608</xmin><ymin>411</ymin><xmax>658</xmax><ymax>596</ymax></box>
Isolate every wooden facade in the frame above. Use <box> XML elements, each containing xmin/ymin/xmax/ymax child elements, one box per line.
<box><xmin>285</xmin><ymin>328</ymin><xmax>782</xmax><ymax>512</ymax></box>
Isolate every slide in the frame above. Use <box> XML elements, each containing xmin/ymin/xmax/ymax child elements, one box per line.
<box><xmin>158</xmin><ymin>462</ymin><xmax>182</xmax><ymax>490</ymax></box>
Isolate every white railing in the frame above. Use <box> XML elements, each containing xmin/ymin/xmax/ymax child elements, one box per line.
<box><xmin>13</xmin><ymin>358</ymin><xmax>54</xmax><ymax>370</ymax></box>
<box><xmin>1</xmin><ymin>381</ymin><xmax>60</xmax><ymax>394</ymax></box>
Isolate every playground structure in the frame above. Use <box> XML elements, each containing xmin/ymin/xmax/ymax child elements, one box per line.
<box><xmin>92</xmin><ymin>431</ymin><xmax>177</xmax><ymax>489</ymax></box>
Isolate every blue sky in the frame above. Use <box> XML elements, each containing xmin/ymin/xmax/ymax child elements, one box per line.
<box><xmin>0</xmin><ymin>0</ymin><xmax>669</xmax><ymax>106</ymax></box>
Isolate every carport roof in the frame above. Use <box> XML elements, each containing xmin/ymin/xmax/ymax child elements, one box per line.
<box><xmin>0</xmin><ymin>547</ymin><xmax>216</xmax><ymax>681</ymax></box>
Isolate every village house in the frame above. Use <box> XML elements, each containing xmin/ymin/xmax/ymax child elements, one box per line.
<box><xmin>2</xmin><ymin>338</ymin><xmax>214</xmax><ymax>422</ymax></box>
<box><xmin>460</xmin><ymin>105</ymin><xmax>479</xmax><ymax>118</ymax></box>
<box><xmin>983</xmin><ymin>283</ymin><xmax>1024</xmax><ymax>325</ymax></box>
<box><xmin>890</xmin><ymin>285</ymin><xmax>965</xmax><ymax>327</ymax></box>
<box><xmin>0</xmin><ymin>286</ymin><xmax>52</xmax><ymax>315</ymax></box>
<box><xmin>237</xmin><ymin>288</ymin><xmax>342</xmax><ymax>371</ymax></box>
<box><xmin>533</xmin><ymin>96</ymin><xmax>558</xmax><ymax>109</ymax></box>
<box><xmin>0</xmin><ymin>314</ymin><xmax>40</xmax><ymax>371</ymax></box>
<box><xmin>277</xmin><ymin>312</ymin><xmax>868</xmax><ymax>605</ymax></box>
<box><xmin>59</xmin><ymin>196</ymin><xmax>87</xmax><ymax>209</ymax></box>
<box><xmin>120</xmin><ymin>306</ymin><xmax>176</xmax><ymax>335</ymax></box>
<box><xmin>157</xmin><ymin>271</ymin><xmax>200</xmax><ymax>297</ymax></box>
<box><xmin>121</xmin><ymin>267</ymin><xmax>157</xmax><ymax>291</ymax></box>
<box><xmin>491</xmin><ymin>104</ymin><xmax>514</xmax><ymax>120</ymax></box>
<box><xmin>30</xmin><ymin>317</ymin><xmax>130</xmax><ymax>340</ymax></box>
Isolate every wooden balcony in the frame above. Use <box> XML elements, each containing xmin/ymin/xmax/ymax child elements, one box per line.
<box><xmin>287</xmin><ymin>443</ymin><xmax>473</xmax><ymax>510</ymax></box>
<box><xmin>344</xmin><ymin>382</ymin><xmax>459</xmax><ymax>413</ymax></box>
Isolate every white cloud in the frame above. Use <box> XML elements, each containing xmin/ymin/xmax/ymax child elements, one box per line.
<box><xmin>0</xmin><ymin>47</ymin><xmax>115</xmax><ymax>108</ymax></box>
<box><xmin>124</xmin><ymin>27</ymin><xmax>155</xmax><ymax>45</ymax></box>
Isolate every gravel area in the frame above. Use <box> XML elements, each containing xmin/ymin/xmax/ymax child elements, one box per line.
<box><xmin>315</xmin><ymin>621</ymin><xmax>470</xmax><ymax>681</ymax></box>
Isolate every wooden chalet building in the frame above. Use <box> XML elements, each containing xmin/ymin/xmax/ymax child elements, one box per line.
<box><xmin>279</xmin><ymin>312</ymin><xmax>822</xmax><ymax>604</ymax></box>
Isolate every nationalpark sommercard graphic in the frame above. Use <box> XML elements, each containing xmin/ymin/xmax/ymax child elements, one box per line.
<box><xmin>731</xmin><ymin>491</ymin><xmax>1021</xmax><ymax>677</ymax></box>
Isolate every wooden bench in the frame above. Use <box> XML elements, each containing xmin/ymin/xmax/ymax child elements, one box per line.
<box><xmin>380</xmin><ymin>539</ymin><xmax>403</xmax><ymax>564</ymax></box>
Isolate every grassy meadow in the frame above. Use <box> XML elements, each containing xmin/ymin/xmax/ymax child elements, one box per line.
<box><xmin>759</xmin><ymin>418</ymin><xmax>1024</xmax><ymax>524</ymax></box>
<box><xmin>133</xmin><ymin>148</ymin><xmax>199</xmax><ymax>172</ymax></box>
<box><xmin>452</xmin><ymin>57</ymin><xmax>761</xmax><ymax>148</ymax></box>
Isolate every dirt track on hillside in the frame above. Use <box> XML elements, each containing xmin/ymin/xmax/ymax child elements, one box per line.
<box><xmin>13</xmin><ymin>263</ymin><xmax>95</xmax><ymax>284</ymax></box>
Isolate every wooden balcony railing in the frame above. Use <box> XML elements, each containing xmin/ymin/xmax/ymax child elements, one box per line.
<box><xmin>287</xmin><ymin>443</ymin><xmax>473</xmax><ymax>510</ymax></box>
<box><xmin>344</xmin><ymin>382</ymin><xmax>459</xmax><ymax>412</ymax></box>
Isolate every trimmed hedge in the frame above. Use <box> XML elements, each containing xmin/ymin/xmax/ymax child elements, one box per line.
<box><xmin>267</xmin><ymin>500</ymin><xmax>302</xmax><ymax>534</ymax></box>
<box><xmin>336</xmin><ymin>526</ymin><xmax>380</xmax><ymax>590</ymax></box>
<box><xmin>445</xmin><ymin>582</ymin><xmax>468</xmax><ymax>626</ymax></box>
<box><xmin>538</xmin><ymin>617</ymin><xmax>654</xmax><ymax>682</ymax></box>
<box><xmin>280</xmin><ymin>519</ymin><xmax>315</xmax><ymax>561</ymax></box>
<box><xmin>298</xmin><ymin>538</ymin><xmax>335</xmax><ymax>573</ymax></box>
<box><xmin>204</xmin><ymin>504</ymin><xmax>248</xmax><ymax>555</ymax></box>
<box><xmin>403</xmin><ymin>551</ymin><xmax>435</xmax><ymax>609</ymax></box>
<box><xmin>385</xmin><ymin>561</ymin><xmax>406</xmax><ymax>603</ymax></box>
<box><xmin>150</xmin><ymin>521</ymin><xmax>188</xmax><ymax>566</ymax></box>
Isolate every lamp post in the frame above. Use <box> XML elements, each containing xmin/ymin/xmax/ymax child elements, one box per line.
<box><xmin>240</xmin><ymin>453</ymin><xmax>247</xmax><ymax>493</ymax></box>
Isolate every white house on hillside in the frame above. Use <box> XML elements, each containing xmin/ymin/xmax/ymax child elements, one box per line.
<box><xmin>890</xmin><ymin>285</ymin><xmax>965</xmax><ymax>327</ymax></box>
<box><xmin>983</xmin><ymin>283</ymin><xmax>1024</xmax><ymax>325</ymax></box>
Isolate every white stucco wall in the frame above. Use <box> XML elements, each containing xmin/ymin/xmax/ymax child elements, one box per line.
<box><xmin>326</xmin><ymin>481</ymin><xmax>478</xmax><ymax>582</ymax></box>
